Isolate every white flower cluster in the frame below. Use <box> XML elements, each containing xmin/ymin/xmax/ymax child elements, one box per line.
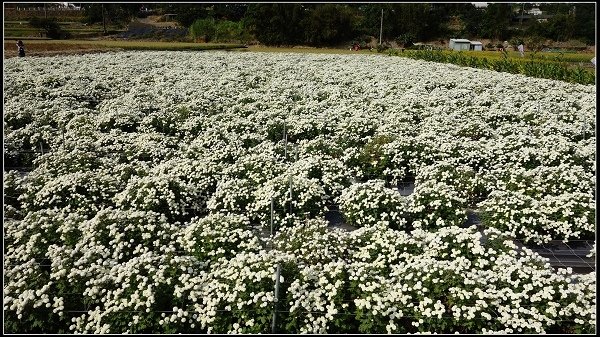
<box><xmin>409</xmin><ymin>179</ymin><xmax>469</xmax><ymax>229</ymax></box>
<box><xmin>178</xmin><ymin>213</ymin><xmax>262</xmax><ymax>262</ymax></box>
<box><xmin>338</xmin><ymin>180</ymin><xmax>409</xmax><ymax>229</ymax></box>
<box><xmin>249</xmin><ymin>173</ymin><xmax>328</xmax><ymax>230</ymax></box>
<box><xmin>415</xmin><ymin>161</ymin><xmax>484</xmax><ymax>204</ymax></box>
<box><xmin>478</xmin><ymin>190</ymin><xmax>595</xmax><ymax>244</ymax></box>
<box><xmin>3</xmin><ymin>51</ymin><xmax>595</xmax><ymax>333</ymax></box>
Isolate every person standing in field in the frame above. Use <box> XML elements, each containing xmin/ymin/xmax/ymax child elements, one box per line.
<box><xmin>16</xmin><ymin>40</ymin><xmax>25</xmax><ymax>57</ymax></box>
<box><xmin>518</xmin><ymin>43</ymin><xmax>524</xmax><ymax>57</ymax></box>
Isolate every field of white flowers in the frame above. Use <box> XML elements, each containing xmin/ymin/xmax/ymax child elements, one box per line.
<box><xmin>3</xmin><ymin>51</ymin><xmax>596</xmax><ymax>333</ymax></box>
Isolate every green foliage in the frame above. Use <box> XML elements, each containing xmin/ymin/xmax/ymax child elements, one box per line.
<box><xmin>171</xmin><ymin>4</ymin><xmax>213</xmax><ymax>27</ymax></box>
<box><xmin>245</xmin><ymin>3</ymin><xmax>307</xmax><ymax>46</ymax></box>
<box><xmin>525</xmin><ymin>35</ymin><xmax>545</xmax><ymax>53</ymax></box>
<box><xmin>376</xmin><ymin>43</ymin><xmax>390</xmax><ymax>53</ymax></box>
<box><xmin>303</xmin><ymin>4</ymin><xmax>359</xmax><ymax>46</ymax></box>
<box><xmin>459</xmin><ymin>4</ymin><xmax>485</xmax><ymax>37</ymax></box>
<box><xmin>189</xmin><ymin>18</ymin><xmax>216</xmax><ymax>42</ymax></box>
<box><xmin>399</xmin><ymin>50</ymin><xmax>595</xmax><ymax>85</ymax></box>
<box><xmin>481</xmin><ymin>3</ymin><xmax>513</xmax><ymax>40</ymax></box>
<box><xmin>83</xmin><ymin>3</ymin><xmax>139</xmax><ymax>26</ymax></box>
<box><xmin>396</xmin><ymin>32</ymin><xmax>416</xmax><ymax>48</ymax></box>
<box><xmin>13</xmin><ymin>3</ymin><xmax>597</xmax><ymax>47</ymax></box>
<box><xmin>190</xmin><ymin>18</ymin><xmax>251</xmax><ymax>43</ymax></box>
<box><xmin>357</xmin><ymin>4</ymin><xmax>446</xmax><ymax>43</ymax></box>
<box><xmin>28</xmin><ymin>17</ymin><xmax>70</xmax><ymax>39</ymax></box>
<box><xmin>354</xmin><ymin>135</ymin><xmax>396</xmax><ymax>179</ymax></box>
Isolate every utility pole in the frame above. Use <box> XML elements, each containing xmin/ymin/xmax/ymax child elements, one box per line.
<box><xmin>520</xmin><ymin>3</ymin><xmax>524</xmax><ymax>26</ymax></box>
<box><xmin>270</xmin><ymin>196</ymin><xmax>275</xmax><ymax>245</ymax></box>
<box><xmin>379</xmin><ymin>8</ymin><xmax>383</xmax><ymax>45</ymax></box>
<box><xmin>283</xmin><ymin>120</ymin><xmax>287</xmax><ymax>160</ymax></box>
<box><xmin>102</xmin><ymin>4</ymin><xmax>107</xmax><ymax>35</ymax></box>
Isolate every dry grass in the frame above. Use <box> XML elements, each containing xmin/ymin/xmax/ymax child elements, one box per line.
<box><xmin>243</xmin><ymin>45</ymin><xmax>377</xmax><ymax>55</ymax></box>
<box><xmin>3</xmin><ymin>39</ymin><xmax>247</xmax><ymax>58</ymax></box>
<box><xmin>4</xmin><ymin>41</ymin><xmax>116</xmax><ymax>58</ymax></box>
<box><xmin>3</xmin><ymin>39</ymin><xmax>374</xmax><ymax>59</ymax></box>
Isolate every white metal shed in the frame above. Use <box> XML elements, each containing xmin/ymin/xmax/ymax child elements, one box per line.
<box><xmin>470</xmin><ymin>41</ymin><xmax>483</xmax><ymax>51</ymax></box>
<box><xmin>449</xmin><ymin>39</ymin><xmax>471</xmax><ymax>51</ymax></box>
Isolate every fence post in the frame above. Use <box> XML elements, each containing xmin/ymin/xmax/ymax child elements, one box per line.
<box><xmin>288</xmin><ymin>175</ymin><xmax>293</xmax><ymax>215</ymax></box>
<box><xmin>271</xmin><ymin>263</ymin><xmax>282</xmax><ymax>334</ymax></box>
<box><xmin>283</xmin><ymin>120</ymin><xmax>287</xmax><ymax>161</ymax></box>
<box><xmin>270</xmin><ymin>196</ymin><xmax>275</xmax><ymax>249</ymax></box>
<box><xmin>303</xmin><ymin>212</ymin><xmax>310</xmax><ymax>237</ymax></box>
<box><xmin>294</xmin><ymin>144</ymin><xmax>298</xmax><ymax>162</ymax></box>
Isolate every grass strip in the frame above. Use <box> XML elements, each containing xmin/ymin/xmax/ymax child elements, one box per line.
<box><xmin>391</xmin><ymin>49</ymin><xmax>595</xmax><ymax>85</ymax></box>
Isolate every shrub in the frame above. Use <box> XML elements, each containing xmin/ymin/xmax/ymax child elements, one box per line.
<box><xmin>189</xmin><ymin>18</ymin><xmax>216</xmax><ymax>42</ymax></box>
<box><xmin>348</xmin><ymin>134</ymin><xmax>397</xmax><ymax>181</ymax></box>
<box><xmin>28</xmin><ymin>17</ymin><xmax>69</xmax><ymax>39</ymax></box>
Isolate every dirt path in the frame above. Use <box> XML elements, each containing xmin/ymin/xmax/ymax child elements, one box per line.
<box><xmin>4</xmin><ymin>41</ymin><xmax>119</xmax><ymax>59</ymax></box>
<box><xmin>134</xmin><ymin>15</ymin><xmax>181</xmax><ymax>28</ymax></box>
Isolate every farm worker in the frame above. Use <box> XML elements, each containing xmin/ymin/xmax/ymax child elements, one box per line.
<box><xmin>518</xmin><ymin>44</ymin><xmax>524</xmax><ymax>57</ymax></box>
<box><xmin>16</xmin><ymin>40</ymin><xmax>25</xmax><ymax>57</ymax></box>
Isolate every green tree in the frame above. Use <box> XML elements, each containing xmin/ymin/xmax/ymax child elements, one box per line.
<box><xmin>302</xmin><ymin>4</ymin><xmax>358</xmax><ymax>46</ymax></box>
<box><xmin>545</xmin><ymin>13</ymin><xmax>576</xmax><ymax>42</ymax></box>
<box><xmin>213</xmin><ymin>3</ymin><xmax>248</xmax><ymax>21</ymax></box>
<box><xmin>189</xmin><ymin>18</ymin><xmax>216</xmax><ymax>42</ymax></box>
<box><xmin>481</xmin><ymin>3</ymin><xmax>513</xmax><ymax>40</ymax></box>
<box><xmin>459</xmin><ymin>4</ymin><xmax>485</xmax><ymax>37</ymax></box>
<box><xmin>355</xmin><ymin>3</ymin><xmax>447</xmax><ymax>44</ymax></box>
<box><xmin>396</xmin><ymin>32</ymin><xmax>416</xmax><ymax>48</ymax></box>
<box><xmin>83</xmin><ymin>4</ymin><xmax>138</xmax><ymax>27</ymax></box>
<box><xmin>28</xmin><ymin>17</ymin><xmax>68</xmax><ymax>39</ymax></box>
<box><xmin>525</xmin><ymin>34</ymin><xmax>545</xmax><ymax>53</ymax></box>
<box><xmin>526</xmin><ymin>3</ymin><xmax>594</xmax><ymax>44</ymax></box>
<box><xmin>245</xmin><ymin>4</ymin><xmax>307</xmax><ymax>45</ymax></box>
<box><xmin>572</xmin><ymin>3</ymin><xmax>595</xmax><ymax>44</ymax></box>
<box><xmin>170</xmin><ymin>4</ymin><xmax>213</xmax><ymax>27</ymax></box>
<box><xmin>392</xmin><ymin>3</ymin><xmax>444</xmax><ymax>41</ymax></box>
<box><xmin>354</xmin><ymin>4</ymin><xmax>394</xmax><ymax>41</ymax></box>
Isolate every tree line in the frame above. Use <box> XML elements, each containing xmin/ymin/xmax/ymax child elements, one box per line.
<box><xmin>46</xmin><ymin>3</ymin><xmax>598</xmax><ymax>46</ymax></box>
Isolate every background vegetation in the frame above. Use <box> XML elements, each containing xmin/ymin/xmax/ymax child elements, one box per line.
<box><xmin>4</xmin><ymin>3</ymin><xmax>596</xmax><ymax>47</ymax></box>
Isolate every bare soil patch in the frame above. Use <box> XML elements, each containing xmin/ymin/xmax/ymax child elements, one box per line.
<box><xmin>4</xmin><ymin>41</ymin><xmax>118</xmax><ymax>58</ymax></box>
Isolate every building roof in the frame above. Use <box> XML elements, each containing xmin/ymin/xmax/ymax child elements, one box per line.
<box><xmin>470</xmin><ymin>41</ymin><xmax>483</xmax><ymax>45</ymax></box>
<box><xmin>450</xmin><ymin>39</ymin><xmax>471</xmax><ymax>43</ymax></box>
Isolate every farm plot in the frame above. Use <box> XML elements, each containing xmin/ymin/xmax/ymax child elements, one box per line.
<box><xmin>3</xmin><ymin>51</ymin><xmax>596</xmax><ymax>334</ymax></box>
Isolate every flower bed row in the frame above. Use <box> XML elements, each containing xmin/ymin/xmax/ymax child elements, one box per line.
<box><xmin>4</xmin><ymin>214</ymin><xmax>596</xmax><ymax>333</ymax></box>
